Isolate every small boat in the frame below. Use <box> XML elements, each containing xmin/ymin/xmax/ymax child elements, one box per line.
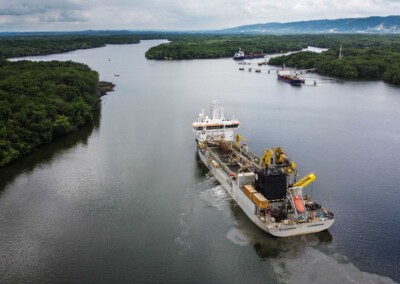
<box><xmin>255</xmin><ymin>69</ymin><xmax>261</xmax><ymax>73</ymax></box>
<box><xmin>239</xmin><ymin>67</ymin><xmax>245</xmax><ymax>71</ymax></box>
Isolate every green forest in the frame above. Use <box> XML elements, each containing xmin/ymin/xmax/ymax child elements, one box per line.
<box><xmin>145</xmin><ymin>35</ymin><xmax>307</xmax><ymax>59</ymax></box>
<box><xmin>0</xmin><ymin>35</ymin><xmax>147</xmax><ymax>58</ymax></box>
<box><xmin>0</xmin><ymin>60</ymin><xmax>101</xmax><ymax>166</ymax></box>
<box><xmin>144</xmin><ymin>34</ymin><xmax>400</xmax><ymax>59</ymax></box>
<box><xmin>145</xmin><ymin>34</ymin><xmax>400</xmax><ymax>85</ymax></box>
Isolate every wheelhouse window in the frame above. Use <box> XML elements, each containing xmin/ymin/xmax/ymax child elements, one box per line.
<box><xmin>206</xmin><ymin>125</ymin><xmax>223</xmax><ymax>130</ymax></box>
<box><xmin>225</xmin><ymin>124</ymin><xmax>239</xmax><ymax>129</ymax></box>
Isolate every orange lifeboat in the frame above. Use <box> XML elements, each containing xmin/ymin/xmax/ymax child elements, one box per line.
<box><xmin>293</xmin><ymin>196</ymin><xmax>305</xmax><ymax>214</ymax></box>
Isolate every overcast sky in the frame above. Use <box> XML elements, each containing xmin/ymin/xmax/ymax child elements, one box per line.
<box><xmin>0</xmin><ymin>0</ymin><xmax>398</xmax><ymax>32</ymax></box>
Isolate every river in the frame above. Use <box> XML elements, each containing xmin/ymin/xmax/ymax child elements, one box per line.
<box><xmin>1</xmin><ymin>40</ymin><xmax>400</xmax><ymax>283</ymax></box>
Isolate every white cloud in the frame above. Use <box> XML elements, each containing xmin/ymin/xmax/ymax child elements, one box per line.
<box><xmin>0</xmin><ymin>0</ymin><xmax>398</xmax><ymax>31</ymax></box>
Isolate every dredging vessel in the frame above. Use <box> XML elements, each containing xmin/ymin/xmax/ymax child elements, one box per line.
<box><xmin>193</xmin><ymin>101</ymin><xmax>334</xmax><ymax>237</ymax></box>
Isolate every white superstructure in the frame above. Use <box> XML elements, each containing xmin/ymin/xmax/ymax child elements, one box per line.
<box><xmin>233</xmin><ymin>48</ymin><xmax>245</xmax><ymax>59</ymax></box>
<box><xmin>192</xmin><ymin>101</ymin><xmax>239</xmax><ymax>142</ymax></box>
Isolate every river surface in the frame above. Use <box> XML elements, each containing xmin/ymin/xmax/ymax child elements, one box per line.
<box><xmin>1</xmin><ymin>40</ymin><xmax>400</xmax><ymax>283</ymax></box>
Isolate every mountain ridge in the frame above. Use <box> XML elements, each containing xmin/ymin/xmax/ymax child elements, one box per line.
<box><xmin>220</xmin><ymin>15</ymin><xmax>400</xmax><ymax>34</ymax></box>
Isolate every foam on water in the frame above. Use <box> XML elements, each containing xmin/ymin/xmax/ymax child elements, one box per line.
<box><xmin>199</xmin><ymin>185</ymin><xmax>231</xmax><ymax>211</ymax></box>
<box><xmin>225</xmin><ymin>228</ymin><xmax>251</xmax><ymax>246</ymax></box>
<box><xmin>271</xmin><ymin>247</ymin><xmax>397</xmax><ymax>284</ymax></box>
<box><xmin>175</xmin><ymin>175</ymin><xmax>230</xmax><ymax>254</ymax></box>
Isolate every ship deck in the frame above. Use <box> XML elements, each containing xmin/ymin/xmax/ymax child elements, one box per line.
<box><xmin>207</xmin><ymin>145</ymin><xmax>241</xmax><ymax>173</ymax></box>
<box><xmin>205</xmin><ymin>141</ymin><xmax>261</xmax><ymax>174</ymax></box>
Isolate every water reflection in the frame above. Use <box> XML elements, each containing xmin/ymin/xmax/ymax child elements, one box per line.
<box><xmin>0</xmin><ymin>109</ymin><xmax>101</xmax><ymax>192</ymax></box>
<box><xmin>194</xmin><ymin>152</ymin><xmax>209</xmax><ymax>179</ymax></box>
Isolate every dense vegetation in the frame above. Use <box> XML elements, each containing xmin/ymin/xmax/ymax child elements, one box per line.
<box><xmin>145</xmin><ymin>34</ymin><xmax>400</xmax><ymax>60</ymax></box>
<box><xmin>145</xmin><ymin>35</ymin><xmax>308</xmax><ymax>60</ymax></box>
<box><xmin>0</xmin><ymin>35</ymin><xmax>149</xmax><ymax>58</ymax></box>
<box><xmin>0</xmin><ymin>60</ymin><xmax>101</xmax><ymax>166</ymax></box>
<box><xmin>144</xmin><ymin>34</ymin><xmax>400</xmax><ymax>85</ymax></box>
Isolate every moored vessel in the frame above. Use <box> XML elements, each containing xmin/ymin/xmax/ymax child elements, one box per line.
<box><xmin>192</xmin><ymin>101</ymin><xmax>334</xmax><ymax>237</ymax></box>
<box><xmin>277</xmin><ymin>70</ymin><xmax>304</xmax><ymax>86</ymax></box>
<box><xmin>233</xmin><ymin>48</ymin><xmax>265</xmax><ymax>60</ymax></box>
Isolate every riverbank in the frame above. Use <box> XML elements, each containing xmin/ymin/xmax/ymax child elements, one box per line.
<box><xmin>98</xmin><ymin>81</ymin><xmax>115</xmax><ymax>98</ymax></box>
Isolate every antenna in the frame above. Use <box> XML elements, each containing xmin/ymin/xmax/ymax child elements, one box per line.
<box><xmin>211</xmin><ymin>100</ymin><xmax>220</xmax><ymax>120</ymax></box>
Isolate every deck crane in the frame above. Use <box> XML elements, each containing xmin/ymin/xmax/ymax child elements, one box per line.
<box><xmin>260</xmin><ymin>148</ymin><xmax>274</xmax><ymax>168</ymax></box>
<box><xmin>235</xmin><ymin>134</ymin><xmax>248</xmax><ymax>149</ymax></box>
<box><xmin>291</xmin><ymin>172</ymin><xmax>316</xmax><ymax>188</ymax></box>
<box><xmin>274</xmin><ymin>147</ymin><xmax>297</xmax><ymax>175</ymax></box>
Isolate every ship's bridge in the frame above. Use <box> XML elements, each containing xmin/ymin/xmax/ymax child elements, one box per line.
<box><xmin>193</xmin><ymin>101</ymin><xmax>239</xmax><ymax>142</ymax></box>
<box><xmin>192</xmin><ymin>121</ymin><xmax>240</xmax><ymax>131</ymax></box>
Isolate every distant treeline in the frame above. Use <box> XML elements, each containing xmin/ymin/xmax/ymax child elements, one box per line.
<box><xmin>144</xmin><ymin>34</ymin><xmax>400</xmax><ymax>60</ymax></box>
<box><xmin>0</xmin><ymin>60</ymin><xmax>100</xmax><ymax>166</ymax></box>
<box><xmin>145</xmin><ymin>35</ymin><xmax>306</xmax><ymax>59</ymax></box>
<box><xmin>144</xmin><ymin>34</ymin><xmax>400</xmax><ymax>85</ymax></box>
<box><xmin>0</xmin><ymin>34</ymin><xmax>159</xmax><ymax>58</ymax></box>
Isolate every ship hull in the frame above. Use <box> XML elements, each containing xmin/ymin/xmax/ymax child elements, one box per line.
<box><xmin>197</xmin><ymin>147</ymin><xmax>334</xmax><ymax>237</ymax></box>
<box><xmin>233</xmin><ymin>54</ymin><xmax>265</xmax><ymax>60</ymax></box>
<box><xmin>277</xmin><ymin>75</ymin><xmax>302</xmax><ymax>86</ymax></box>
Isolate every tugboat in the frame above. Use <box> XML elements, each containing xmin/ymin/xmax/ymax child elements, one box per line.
<box><xmin>193</xmin><ymin>101</ymin><xmax>334</xmax><ymax>237</ymax></box>
<box><xmin>233</xmin><ymin>48</ymin><xmax>265</xmax><ymax>60</ymax></box>
<box><xmin>277</xmin><ymin>70</ymin><xmax>304</xmax><ymax>86</ymax></box>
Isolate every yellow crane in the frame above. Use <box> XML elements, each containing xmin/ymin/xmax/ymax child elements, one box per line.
<box><xmin>292</xmin><ymin>172</ymin><xmax>316</xmax><ymax>188</ymax></box>
<box><xmin>235</xmin><ymin>134</ymin><xmax>248</xmax><ymax>149</ymax></box>
<box><xmin>274</xmin><ymin>147</ymin><xmax>297</xmax><ymax>174</ymax></box>
<box><xmin>260</xmin><ymin>148</ymin><xmax>274</xmax><ymax>168</ymax></box>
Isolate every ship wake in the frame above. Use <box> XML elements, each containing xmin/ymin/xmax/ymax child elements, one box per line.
<box><xmin>271</xmin><ymin>246</ymin><xmax>396</xmax><ymax>284</ymax></box>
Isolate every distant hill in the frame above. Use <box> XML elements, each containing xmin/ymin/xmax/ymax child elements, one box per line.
<box><xmin>220</xmin><ymin>16</ymin><xmax>400</xmax><ymax>34</ymax></box>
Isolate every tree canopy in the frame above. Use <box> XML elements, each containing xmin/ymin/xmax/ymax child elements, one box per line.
<box><xmin>0</xmin><ymin>60</ymin><xmax>100</xmax><ymax>166</ymax></box>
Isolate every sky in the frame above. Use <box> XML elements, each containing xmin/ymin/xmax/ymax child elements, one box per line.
<box><xmin>0</xmin><ymin>0</ymin><xmax>398</xmax><ymax>32</ymax></box>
